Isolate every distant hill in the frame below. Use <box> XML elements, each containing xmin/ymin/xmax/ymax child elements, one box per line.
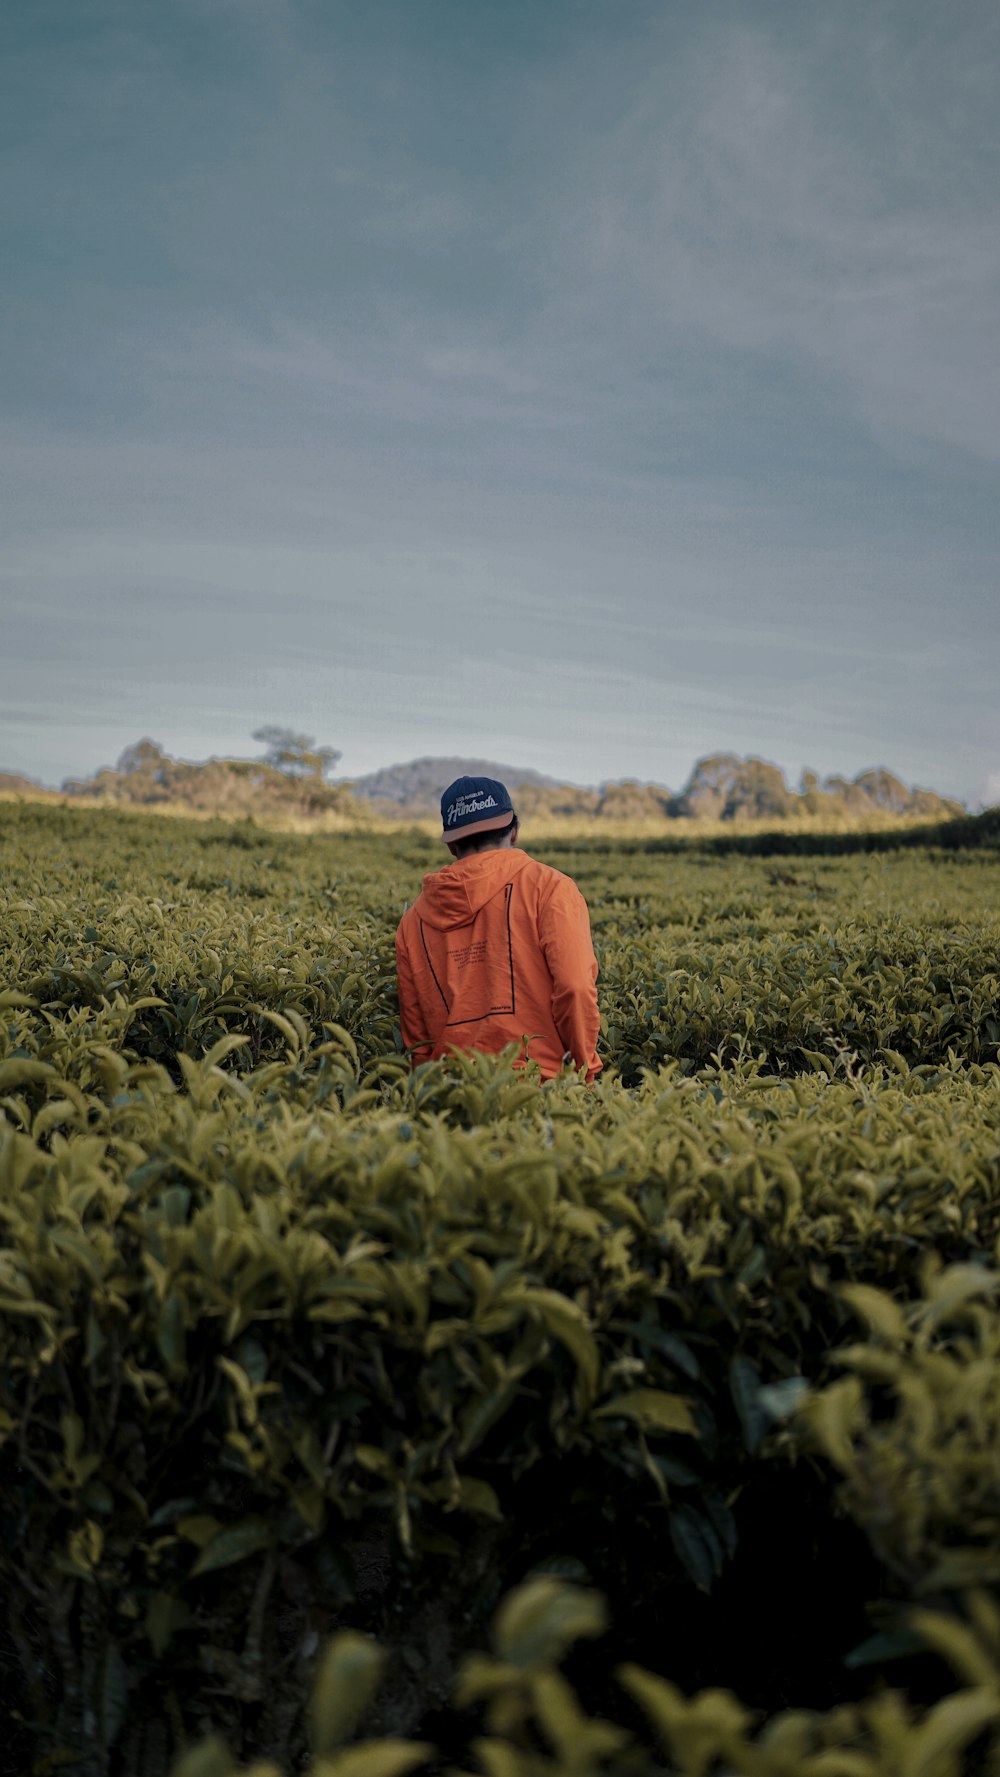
<box><xmin>344</xmin><ymin>753</ymin><xmax>963</xmax><ymax>825</ymax></box>
<box><xmin>344</xmin><ymin>757</ymin><xmax>567</xmax><ymax>815</ymax></box>
<box><xmin>0</xmin><ymin>771</ymin><xmax>57</xmax><ymax>799</ymax></box>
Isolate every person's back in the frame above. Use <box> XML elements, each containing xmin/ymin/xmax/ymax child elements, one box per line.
<box><xmin>394</xmin><ymin>775</ymin><xmax>602</xmax><ymax>1081</ymax></box>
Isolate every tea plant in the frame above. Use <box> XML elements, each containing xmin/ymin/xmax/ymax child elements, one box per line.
<box><xmin>1</xmin><ymin>802</ymin><xmax>999</xmax><ymax>1774</ymax></box>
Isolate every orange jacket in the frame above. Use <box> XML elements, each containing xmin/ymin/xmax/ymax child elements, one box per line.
<box><xmin>395</xmin><ymin>849</ymin><xmax>602</xmax><ymax>1081</ymax></box>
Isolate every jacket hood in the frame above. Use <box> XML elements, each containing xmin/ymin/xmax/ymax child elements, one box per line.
<box><xmin>415</xmin><ymin>848</ymin><xmax>531</xmax><ymax>931</ymax></box>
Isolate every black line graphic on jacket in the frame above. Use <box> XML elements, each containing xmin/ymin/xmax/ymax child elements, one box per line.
<box><xmin>419</xmin><ymin>882</ymin><xmax>516</xmax><ymax>1024</ymax></box>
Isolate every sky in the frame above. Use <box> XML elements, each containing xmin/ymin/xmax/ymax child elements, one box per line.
<box><xmin>2</xmin><ymin>0</ymin><xmax>998</xmax><ymax>806</ymax></box>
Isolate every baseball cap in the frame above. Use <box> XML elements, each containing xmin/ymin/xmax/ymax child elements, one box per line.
<box><xmin>440</xmin><ymin>774</ymin><xmax>514</xmax><ymax>842</ymax></box>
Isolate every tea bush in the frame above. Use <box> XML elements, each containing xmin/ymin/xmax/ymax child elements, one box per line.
<box><xmin>1</xmin><ymin>803</ymin><xmax>999</xmax><ymax>1775</ymax></box>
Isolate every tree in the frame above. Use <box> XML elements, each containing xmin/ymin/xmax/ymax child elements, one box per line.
<box><xmin>116</xmin><ymin>739</ymin><xmax>168</xmax><ymax>776</ymax></box>
<box><xmin>596</xmin><ymin>780</ymin><xmax>671</xmax><ymax>820</ymax></box>
<box><xmin>673</xmin><ymin>754</ymin><xmax>794</xmax><ymax>821</ymax></box>
<box><xmin>853</xmin><ymin>768</ymin><xmax>910</xmax><ymax>815</ymax></box>
<box><xmin>252</xmin><ymin>727</ymin><xmax>342</xmax><ymax>782</ymax></box>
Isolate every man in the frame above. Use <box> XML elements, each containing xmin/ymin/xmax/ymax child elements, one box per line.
<box><xmin>395</xmin><ymin>774</ymin><xmax>602</xmax><ymax>1082</ymax></box>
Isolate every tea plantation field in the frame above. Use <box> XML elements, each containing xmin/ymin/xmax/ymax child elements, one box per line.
<box><xmin>1</xmin><ymin>801</ymin><xmax>999</xmax><ymax>1777</ymax></box>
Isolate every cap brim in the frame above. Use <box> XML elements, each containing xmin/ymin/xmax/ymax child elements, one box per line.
<box><xmin>441</xmin><ymin>812</ymin><xmax>513</xmax><ymax>843</ymax></box>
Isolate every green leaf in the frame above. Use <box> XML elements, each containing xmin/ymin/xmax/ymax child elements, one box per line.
<box><xmin>729</xmin><ymin>1357</ymin><xmax>768</xmax><ymax>1454</ymax></box>
<box><xmin>457</xmin><ymin>1381</ymin><xmax>519</xmax><ymax>1458</ymax></box>
<box><xmin>653</xmin><ymin>1331</ymin><xmax>701</xmax><ymax>1380</ymax></box>
<box><xmin>649</xmin><ymin>1453</ymin><xmax>699</xmax><ymax>1487</ymax></box>
<box><xmin>177</xmin><ymin>1513</ymin><xmax>223</xmax><ymax>1547</ymax></box>
<box><xmin>170</xmin><ymin>1736</ymin><xmax>237</xmax><ymax>1777</ymax></box>
<box><xmin>235</xmin><ymin>1334</ymin><xmax>270</xmax><ymax>1384</ymax></box>
<box><xmin>191</xmin><ymin>1517</ymin><xmax>271</xmax><ymax>1577</ymax></box>
<box><xmin>920</xmin><ymin>1264</ymin><xmax>998</xmax><ymax>1327</ymax></box>
<box><xmin>902</xmin><ymin>1687</ymin><xmax>1000</xmax><ymax>1777</ymax></box>
<box><xmin>593</xmin><ymin>1389</ymin><xmax>696</xmax><ymax>1436</ymax></box>
<box><xmin>493</xmin><ymin>1577</ymin><xmax>606</xmax><ymax>1670</ymax></box>
<box><xmin>922</xmin><ymin>1551</ymin><xmax>1000</xmax><ymax>1590</ymax></box>
<box><xmin>146</xmin><ymin>1591</ymin><xmax>192</xmax><ymax>1658</ymax></box>
<box><xmin>157</xmin><ymin>1291</ymin><xmax>186</xmax><ymax>1367</ymax></box>
<box><xmin>202</xmin><ymin>1033</ymin><xmax>252</xmax><ymax>1068</ymax></box>
<box><xmin>67</xmin><ymin>1520</ymin><xmax>103</xmax><ymax>1575</ymax></box>
<box><xmin>908</xmin><ymin>1611</ymin><xmax>999</xmax><ymax>1687</ymax></box>
<box><xmin>0</xmin><ymin>1059</ymin><xmax>57</xmax><ymax>1090</ymax></box>
<box><xmin>757</xmin><ymin>1376</ymin><xmax>810</xmax><ymax>1422</ymax></box>
<box><xmin>313</xmin><ymin>1743</ymin><xmax>429</xmax><ymax>1777</ymax></box>
<box><xmin>615</xmin><ymin>1665</ymin><xmax>687</xmax><ymax>1741</ymax></box>
<box><xmin>258</xmin><ymin>1008</ymin><xmax>303</xmax><ymax>1053</ymax></box>
<box><xmin>150</xmin><ymin>1497</ymin><xmax>203</xmax><ymax>1528</ymax></box>
<box><xmin>161</xmin><ymin>1185</ymin><xmax>191</xmax><ymax>1228</ymax></box>
<box><xmin>669</xmin><ymin>1504</ymin><xmax>720</xmax><ymax>1593</ymax></box>
<box><xmin>844</xmin><ymin>1626</ymin><xmax>927</xmax><ymax>1669</ymax></box>
<box><xmin>310</xmin><ymin>1632</ymin><xmax>385</xmax><ymax>1755</ymax></box>
<box><xmin>839</xmin><ymin>1284</ymin><xmax>909</xmax><ymax>1343</ymax></box>
<box><xmin>511</xmin><ymin>1288</ymin><xmax>600</xmax><ymax>1405</ymax></box>
<box><xmin>95</xmin><ymin>1642</ymin><xmax>130</xmax><ymax>1750</ymax></box>
<box><xmin>701</xmin><ymin>1492</ymin><xmax>738</xmax><ymax>1562</ymax></box>
<box><xmin>805</xmin><ymin>1375</ymin><xmax>864</xmax><ymax>1473</ymax></box>
<box><xmin>454</xmin><ymin>1475</ymin><xmax>503</xmax><ymax>1521</ymax></box>
<box><xmin>618</xmin><ymin>1663</ymin><xmax>751</xmax><ymax>1746</ymax></box>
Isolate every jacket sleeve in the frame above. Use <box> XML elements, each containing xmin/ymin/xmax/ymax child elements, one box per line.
<box><xmin>537</xmin><ymin>877</ymin><xmax>602</xmax><ymax>1081</ymax></box>
<box><xmin>395</xmin><ymin>922</ymin><xmax>434</xmax><ymax>1064</ymax></box>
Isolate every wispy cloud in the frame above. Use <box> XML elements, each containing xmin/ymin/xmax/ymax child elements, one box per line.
<box><xmin>1</xmin><ymin>2</ymin><xmax>997</xmax><ymax>800</ymax></box>
<box><xmin>531</xmin><ymin>10</ymin><xmax>1000</xmax><ymax>462</ymax></box>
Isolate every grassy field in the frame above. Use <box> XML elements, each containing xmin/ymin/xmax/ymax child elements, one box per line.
<box><xmin>1</xmin><ymin>802</ymin><xmax>999</xmax><ymax>1777</ymax></box>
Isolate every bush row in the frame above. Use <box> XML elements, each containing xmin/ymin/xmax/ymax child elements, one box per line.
<box><xmin>2</xmin><ymin>1030</ymin><xmax>999</xmax><ymax>1770</ymax></box>
<box><xmin>2</xmin><ymin>806</ymin><xmax>998</xmax><ymax>1083</ymax></box>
